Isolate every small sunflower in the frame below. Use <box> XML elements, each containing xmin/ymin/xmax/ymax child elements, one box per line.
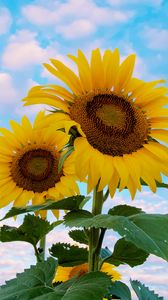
<box><xmin>23</xmin><ymin>49</ymin><xmax>168</xmax><ymax>199</ymax></box>
<box><xmin>53</xmin><ymin>262</ymin><xmax>121</xmax><ymax>283</ymax></box>
<box><xmin>0</xmin><ymin>112</ymin><xmax>79</xmax><ymax>217</ymax></box>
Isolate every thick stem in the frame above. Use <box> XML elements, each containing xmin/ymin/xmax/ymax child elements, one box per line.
<box><xmin>33</xmin><ymin>245</ymin><xmax>41</xmax><ymax>263</ymax></box>
<box><xmin>88</xmin><ymin>185</ymin><xmax>104</xmax><ymax>272</ymax></box>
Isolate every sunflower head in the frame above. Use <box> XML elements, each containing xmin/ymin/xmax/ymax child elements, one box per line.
<box><xmin>0</xmin><ymin>112</ymin><xmax>79</xmax><ymax>217</ymax></box>
<box><xmin>53</xmin><ymin>262</ymin><xmax>121</xmax><ymax>283</ymax></box>
<box><xmin>23</xmin><ymin>49</ymin><xmax>168</xmax><ymax>199</ymax></box>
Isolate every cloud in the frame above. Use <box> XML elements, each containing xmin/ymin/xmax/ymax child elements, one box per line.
<box><xmin>108</xmin><ymin>0</ymin><xmax>163</xmax><ymax>6</ymax></box>
<box><xmin>2</xmin><ymin>30</ymin><xmax>56</xmax><ymax>70</ymax></box>
<box><xmin>143</xmin><ymin>27</ymin><xmax>168</xmax><ymax>50</ymax></box>
<box><xmin>0</xmin><ymin>7</ymin><xmax>12</xmax><ymax>35</ymax></box>
<box><xmin>0</xmin><ymin>73</ymin><xmax>18</xmax><ymax>103</ymax></box>
<box><xmin>22</xmin><ymin>0</ymin><xmax>134</xmax><ymax>39</ymax></box>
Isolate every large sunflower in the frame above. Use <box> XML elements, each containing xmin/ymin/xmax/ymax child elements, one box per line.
<box><xmin>53</xmin><ymin>262</ymin><xmax>121</xmax><ymax>283</ymax></box>
<box><xmin>0</xmin><ymin>112</ymin><xmax>79</xmax><ymax>216</ymax></box>
<box><xmin>23</xmin><ymin>49</ymin><xmax>168</xmax><ymax>198</ymax></box>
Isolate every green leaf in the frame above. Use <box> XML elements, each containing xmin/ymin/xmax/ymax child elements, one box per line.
<box><xmin>64</xmin><ymin>210</ymin><xmax>93</xmax><ymax>227</ymax></box>
<box><xmin>105</xmin><ymin>281</ymin><xmax>132</xmax><ymax>300</ymax></box>
<box><xmin>58</xmin><ymin>146</ymin><xmax>74</xmax><ymax>173</ymax></box>
<box><xmin>0</xmin><ymin>214</ymin><xmax>58</xmax><ymax>246</ymax></box>
<box><xmin>49</xmin><ymin>243</ymin><xmax>88</xmax><ymax>266</ymax></box>
<box><xmin>1</xmin><ymin>196</ymin><xmax>86</xmax><ymax>221</ymax></box>
<box><xmin>101</xmin><ymin>247</ymin><xmax>112</xmax><ymax>260</ymax></box>
<box><xmin>0</xmin><ymin>257</ymin><xmax>57</xmax><ymax>300</ymax></box>
<box><xmin>130</xmin><ymin>280</ymin><xmax>164</xmax><ymax>300</ymax></box>
<box><xmin>108</xmin><ymin>205</ymin><xmax>143</xmax><ymax>217</ymax></box>
<box><xmin>105</xmin><ymin>238</ymin><xmax>149</xmax><ymax>267</ymax></box>
<box><xmin>68</xmin><ymin>230</ymin><xmax>88</xmax><ymax>245</ymax></box>
<box><xmin>59</xmin><ymin>272</ymin><xmax>112</xmax><ymax>300</ymax></box>
<box><xmin>64</xmin><ymin>210</ymin><xmax>168</xmax><ymax>261</ymax></box>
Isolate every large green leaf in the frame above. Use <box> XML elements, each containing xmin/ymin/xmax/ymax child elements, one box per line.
<box><xmin>0</xmin><ymin>258</ymin><xmax>57</xmax><ymax>300</ymax></box>
<box><xmin>108</xmin><ymin>205</ymin><xmax>143</xmax><ymax>217</ymax></box>
<box><xmin>0</xmin><ymin>214</ymin><xmax>60</xmax><ymax>246</ymax></box>
<box><xmin>68</xmin><ymin>229</ymin><xmax>88</xmax><ymax>245</ymax></box>
<box><xmin>1</xmin><ymin>196</ymin><xmax>86</xmax><ymax>221</ymax></box>
<box><xmin>106</xmin><ymin>238</ymin><xmax>149</xmax><ymax>267</ymax></box>
<box><xmin>49</xmin><ymin>243</ymin><xmax>88</xmax><ymax>266</ymax></box>
<box><xmin>130</xmin><ymin>280</ymin><xmax>164</xmax><ymax>300</ymax></box>
<box><xmin>64</xmin><ymin>210</ymin><xmax>168</xmax><ymax>261</ymax></box>
<box><xmin>59</xmin><ymin>272</ymin><xmax>112</xmax><ymax>300</ymax></box>
<box><xmin>105</xmin><ymin>281</ymin><xmax>132</xmax><ymax>300</ymax></box>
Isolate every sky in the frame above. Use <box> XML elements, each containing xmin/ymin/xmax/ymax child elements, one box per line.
<box><xmin>0</xmin><ymin>0</ymin><xmax>168</xmax><ymax>298</ymax></box>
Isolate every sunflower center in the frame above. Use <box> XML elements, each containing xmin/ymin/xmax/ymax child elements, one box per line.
<box><xmin>11</xmin><ymin>149</ymin><xmax>62</xmax><ymax>193</ymax></box>
<box><xmin>96</xmin><ymin>104</ymin><xmax>126</xmax><ymax>128</ymax></box>
<box><xmin>70</xmin><ymin>92</ymin><xmax>150</xmax><ymax>156</ymax></box>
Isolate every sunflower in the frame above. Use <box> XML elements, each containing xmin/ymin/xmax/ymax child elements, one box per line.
<box><xmin>23</xmin><ymin>49</ymin><xmax>168</xmax><ymax>199</ymax></box>
<box><xmin>0</xmin><ymin>112</ymin><xmax>79</xmax><ymax>217</ymax></box>
<box><xmin>53</xmin><ymin>262</ymin><xmax>121</xmax><ymax>283</ymax></box>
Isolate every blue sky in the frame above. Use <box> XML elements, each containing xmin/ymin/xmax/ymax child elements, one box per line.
<box><xmin>0</xmin><ymin>0</ymin><xmax>168</xmax><ymax>298</ymax></box>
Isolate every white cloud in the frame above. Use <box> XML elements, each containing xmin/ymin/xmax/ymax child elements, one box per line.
<box><xmin>57</xmin><ymin>19</ymin><xmax>95</xmax><ymax>39</ymax></box>
<box><xmin>0</xmin><ymin>7</ymin><xmax>12</xmax><ymax>35</ymax></box>
<box><xmin>22</xmin><ymin>0</ymin><xmax>134</xmax><ymax>39</ymax></box>
<box><xmin>144</xmin><ymin>27</ymin><xmax>168</xmax><ymax>50</ymax></box>
<box><xmin>0</xmin><ymin>73</ymin><xmax>18</xmax><ymax>103</ymax></box>
<box><xmin>108</xmin><ymin>0</ymin><xmax>163</xmax><ymax>6</ymax></box>
<box><xmin>2</xmin><ymin>30</ymin><xmax>56</xmax><ymax>70</ymax></box>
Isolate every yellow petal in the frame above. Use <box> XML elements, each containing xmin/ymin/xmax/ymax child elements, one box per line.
<box><xmin>108</xmin><ymin>170</ymin><xmax>119</xmax><ymax>198</ymax></box>
<box><xmin>43</xmin><ymin>63</ymin><xmax>81</xmax><ymax>95</ymax></box>
<box><xmin>0</xmin><ymin>187</ymin><xmax>23</xmax><ymax>208</ymax></box>
<box><xmin>149</xmin><ymin>129</ymin><xmax>168</xmax><ymax>143</ymax></box>
<box><xmin>115</xmin><ymin>54</ymin><xmax>136</xmax><ymax>92</ymax></box>
<box><xmin>90</xmin><ymin>48</ymin><xmax>104</xmax><ymax>89</ymax></box>
<box><xmin>50</xmin><ymin>59</ymin><xmax>83</xmax><ymax>93</ymax></box>
<box><xmin>13</xmin><ymin>191</ymin><xmax>34</xmax><ymax>207</ymax></box>
<box><xmin>150</xmin><ymin>117</ymin><xmax>168</xmax><ymax>129</ymax></box>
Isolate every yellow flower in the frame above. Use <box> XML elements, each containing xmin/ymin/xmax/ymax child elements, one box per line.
<box><xmin>23</xmin><ymin>49</ymin><xmax>168</xmax><ymax>199</ymax></box>
<box><xmin>0</xmin><ymin>112</ymin><xmax>79</xmax><ymax>217</ymax></box>
<box><xmin>53</xmin><ymin>262</ymin><xmax>121</xmax><ymax>283</ymax></box>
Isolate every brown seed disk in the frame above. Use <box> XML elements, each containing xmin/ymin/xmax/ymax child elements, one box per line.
<box><xmin>70</xmin><ymin>92</ymin><xmax>150</xmax><ymax>156</ymax></box>
<box><xmin>11</xmin><ymin>149</ymin><xmax>62</xmax><ymax>193</ymax></box>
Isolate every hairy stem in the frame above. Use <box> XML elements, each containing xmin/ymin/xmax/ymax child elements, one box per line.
<box><xmin>39</xmin><ymin>235</ymin><xmax>46</xmax><ymax>261</ymax></box>
<box><xmin>88</xmin><ymin>185</ymin><xmax>104</xmax><ymax>272</ymax></box>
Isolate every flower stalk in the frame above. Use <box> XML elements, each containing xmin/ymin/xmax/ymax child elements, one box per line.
<box><xmin>88</xmin><ymin>185</ymin><xmax>104</xmax><ymax>272</ymax></box>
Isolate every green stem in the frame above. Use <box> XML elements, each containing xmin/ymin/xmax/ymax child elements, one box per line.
<box><xmin>39</xmin><ymin>235</ymin><xmax>46</xmax><ymax>261</ymax></box>
<box><xmin>33</xmin><ymin>245</ymin><xmax>41</xmax><ymax>263</ymax></box>
<box><xmin>88</xmin><ymin>185</ymin><xmax>104</xmax><ymax>272</ymax></box>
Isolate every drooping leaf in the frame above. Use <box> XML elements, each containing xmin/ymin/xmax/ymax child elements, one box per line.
<box><xmin>1</xmin><ymin>196</ymin><xmax>86</xmax><ymax>221</ymax></box>
<box><xmin>106</xmin><ymin>238</ymin><xmax>149</xmax><ymax>267</ymax></box>
<box><xmin>108</xmin><ymin>205</ymin><xmax>143</xmax><ymax>217</ymax></box>
<box><xmin>68</xmin><ymin>229</ymin><xmax>88</xmax><ymax>245</ymax></box>
<box><xmin>59</xmin><ymin>272</ymin><xmax>112</xmax><ymax>300</ymax></box>
<box><xmin>105</xmin><ymin>281</ymin><xmax>132</xmax><ymax>300</ymax></box>
<box><xmin>49</xmin><ymin>243</ymin><xmax>88</xmax><ymax>266</ymax></box>
<box><xmin>130</xmin><ymin>280</ymin><xmax>164</xmax><ymax>300</ymax></box>
<box><xmin>64</xmin><ymin>210</ymin><xmax>168</xmax><ymax>261</ymax></box>
<box><xmin>0</xmin><ymin>214</ymin><xmax>59</xmax><ymax>246</ymax></box>
<box><xmin>0</xmin><ymin>257</ymin><xmax>57</xmax><ymax>300</ymax></box>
